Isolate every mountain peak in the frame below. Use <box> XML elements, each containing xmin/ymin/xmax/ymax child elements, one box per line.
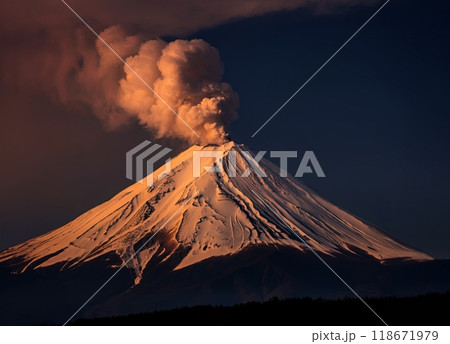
<box><xmin>0</xmin><ymin>141</ymin><xmax>432</xmax><ymax>284</ymax></box>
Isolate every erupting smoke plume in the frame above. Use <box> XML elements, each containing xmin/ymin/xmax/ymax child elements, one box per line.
<box><xmin>118</xmin><ymin>36</ymin><xmax>239</xmax><ymax>145</ymax></box>
<box><xmin>0</xmin><ymin>0</ymin><xmax>381</xmax><ymax>144</ymax></box>
<box><xmin>65</xmin><ymin>26</ymin><xmax>239</xmax><ymax>145</ymax></box>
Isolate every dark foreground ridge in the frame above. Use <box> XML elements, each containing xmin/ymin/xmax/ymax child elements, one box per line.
<box><xmin>2</xmin><ymin>251</ymin><xmax>449</xmax><ymax>325</ymax></box>
<box><xmin>71</xmin><ymin>292</ymin><xmax>450</xmax><ymax>326</ymax></box>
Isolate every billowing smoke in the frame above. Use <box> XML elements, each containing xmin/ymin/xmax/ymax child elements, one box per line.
<box><xmin>118</xmin><ymin>37</ymin><xmax>238</xmax><ymax>144</ymax></box>
<box><xmin>1</xmin><ymin>0</ymin><xmax>381</xmax><ymax>144</ymax></box>
<box><xmin>57</xmin><ymin>26</ymin><xmax>238</xmax><ymax>145</ymax></box>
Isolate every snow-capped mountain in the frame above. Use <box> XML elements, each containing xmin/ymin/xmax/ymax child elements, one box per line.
<box><xmin>0</xmin><ymin>141</ymin><xmax>431</xmax><ymax>285</ymax></box>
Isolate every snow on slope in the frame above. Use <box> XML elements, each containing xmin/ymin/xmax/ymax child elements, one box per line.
<box><xmin>0</xmin><ymin>141</ymin><xmax>432</xmax><ymax>283</ymax></box>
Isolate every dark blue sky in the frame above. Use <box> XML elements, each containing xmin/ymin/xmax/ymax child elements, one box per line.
<box><xmin>0</xmin><ymin>0</ymin><xmax>448</xmax><ymax>258</ymax></box>
<box><xmin>189</xmin><ymin>0</ymin><xmax>450</xmax><ymax>257</ymax></box>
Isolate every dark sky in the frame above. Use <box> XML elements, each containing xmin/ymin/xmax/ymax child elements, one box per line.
<box><xmin>0</xmin><ymin>0</ymin><xmax>449</xmax><ymax>258</ymax></box>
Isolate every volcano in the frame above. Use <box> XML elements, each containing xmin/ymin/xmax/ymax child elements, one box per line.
<box><xmin>1</xmin><ymin>141</ymin><xmax>446</xmax><ymax>325</ymax></box>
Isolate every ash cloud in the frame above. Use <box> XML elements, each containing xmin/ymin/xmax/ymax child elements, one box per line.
<box><xmin>76</xmin><ymin>27</ymin><xmax>238</xmax><ymax>145</ymax></box>
<box><xmin>118</xmin><ymin>37</ymin><xmax>238</xmax><ymax>144</ymax></box>
<box><xmin>0</xmin><ymin>0</ymin><xmax>381</xmax><ymax>144</ymax></box>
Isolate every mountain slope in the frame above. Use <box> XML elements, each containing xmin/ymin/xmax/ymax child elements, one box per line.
<box><xmin>0</xmin><ymin>141</ymin><xmax>431</xmax><ymax>285</ymax></box>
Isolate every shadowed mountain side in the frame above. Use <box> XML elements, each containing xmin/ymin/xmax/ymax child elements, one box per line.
<box><xmin>0</xmin><ymin>246</ymin><xmax>449</xmax><ymax>325</ymax></box>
